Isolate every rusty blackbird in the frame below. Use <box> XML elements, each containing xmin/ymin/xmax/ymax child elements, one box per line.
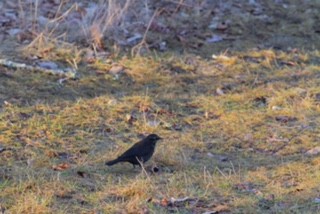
<box><xmin>106</xmin><ymin>134</ymin><xmax>162</xmax><ymax>167</ymax></box>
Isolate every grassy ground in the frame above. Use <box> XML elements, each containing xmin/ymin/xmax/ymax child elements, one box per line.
<box><xmin>1</xmin><ymin>49</ymin><xmax>320</xmax><ymax>213</ymax></box>
<box><xmin>0</xmin><ymin>0</ymin><xmax>320</xmax><ymax>213</ymax></box>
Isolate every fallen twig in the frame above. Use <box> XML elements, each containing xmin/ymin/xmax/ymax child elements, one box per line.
<box><xmin>0</xmin><ymin>59</ymin><xmax>78</xmax><ymax>79</ymax></box>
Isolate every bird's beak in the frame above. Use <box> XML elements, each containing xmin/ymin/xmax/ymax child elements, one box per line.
<box><xmin>158</xmin><ymin>137</ymin><xmax>163</xmax><ymax>141</ymax></box>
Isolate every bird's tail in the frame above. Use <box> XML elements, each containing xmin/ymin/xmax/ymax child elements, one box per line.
<box><xmin>105</xmin><ymin>158</ymin><xmax>119</xmax><ymax>166</ymax></box>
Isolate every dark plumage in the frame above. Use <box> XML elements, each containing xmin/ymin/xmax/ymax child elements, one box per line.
<box><xmin>106</xmin><ymin>134</ymin><xmax>162</xmax><ymax>167</ymax></box>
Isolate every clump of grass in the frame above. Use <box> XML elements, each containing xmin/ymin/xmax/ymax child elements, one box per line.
<box><xmin>11</xmin><ymin>1</ymin><xmax>125</xmax><ymax>70</ymax></box>
<box><xmin>90</xmin><ymin>177</ymin><xmax>156</xmax><ymax>213</ymax></box>
<box><xmin>9</xmin><ymin>191</ymin><xmax>52</xmax><ymax>214</ymax></box>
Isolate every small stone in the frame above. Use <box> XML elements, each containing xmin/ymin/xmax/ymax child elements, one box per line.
<box><xmin>314</xmin><ymin>198</ymin><xmax>320</xmax><ymax>203</ymax></box>
<box><xmin>37</xmin><ymin>61</ymin><xmax>59</xmax><ymax>70</ymax></box>
<box><xmin>0</xmin><ymin>146</ymin><xmax>5</xmax><ymax>153</ymax></box>
<box><xmin>216</xmin><ymin>88</ymin><xmax>224</xmax><ymax>95</ymax></box>
<box><xmin>148</xmin><ymin>120</ymin><xmax>160</xmax><ymax>127</ymax></box>
<box><xmin>272</xmin><ymin>106</ymin><xmax>282</xmax><ymax>110</ymax></box>
<box><xmin>207</xmin><ymin>152</ymin><xmax>214</xmax><ymax>157</ymax></box>
<box><xmin>7</xmin><ymin>28</ymin><xmax>21</xmax><ymax>36</ymax></box>
<box><xmin>109</xmin><ymin>65</ymin><xmax>124</xmax><ymax>75</ymax></box>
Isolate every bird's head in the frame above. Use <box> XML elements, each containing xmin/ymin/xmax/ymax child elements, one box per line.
<box><xmin>147</xmin><ymin>134</ymin><xmax>162</xmax><ymax>142</ymax></box>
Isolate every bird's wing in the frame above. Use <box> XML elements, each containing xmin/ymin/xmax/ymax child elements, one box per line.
<box><xmin>118</xmin><ymin>141</ymin><xmax>149</xmax><ymax>160</ymax></box>
<box><xmin>119</xmin><ymin>143</ymin><xmax>142</xmax><ymax>157</ymax></box>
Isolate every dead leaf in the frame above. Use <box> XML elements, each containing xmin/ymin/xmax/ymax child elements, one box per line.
<box><xmin>306</xmin><ymin>147</ymin><xmax>320</xmax><ymax>156</ymax></box>
<box><xmin>125</xmin><ymin>113</ymin><xmax>137</xmax><ymax>124</ymax></box>
<box><xmin>281</xmin><ymin>61</ymin><xmax>296</xmax><ymax>66</ymax></box>
<box><xmin>160</xmin><ymin>198</ymin><xmax>169</xmax><ymax>207</ymax></box>
<box><xmin>275</xmin><ymin>116</ymin><xmax>298</xmax><ymax>123</ymax></box>
<box><xmin>213</xmin><ymin>204</ymin><xmax>230</xmax><ymax>213</ymax></box>
<box><xmin>52</xmin><ymin>163</ymin><xmax>70</xmax><ymax>171</ymax></box>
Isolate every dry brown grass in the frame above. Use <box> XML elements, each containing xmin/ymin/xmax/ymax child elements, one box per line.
<box><xmin>1</xmin><ymin>49</ymin><xmax>320</xmax><ymax>213</ymax></box>
<box><xmin>1</xmin><ymin>0</ymin><xmax>320</xmax><ymax>213</ymax></box>
<box><xmin>0</xmin><ymin>0</ymin><xmax>320</xmax><ymax>213</ymax></box>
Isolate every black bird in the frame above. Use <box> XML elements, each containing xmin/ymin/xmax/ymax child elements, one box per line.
<box><xmin>106</xmin><ymin>134</ymin><xmax>162</xmax><ymax>167</ymax></box>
